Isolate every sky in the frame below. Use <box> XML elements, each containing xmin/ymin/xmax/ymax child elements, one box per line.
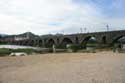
<box><xmin>0</xmin><ymin>0</ymin><xmax>125</xmax><ymax>35</ymax></box>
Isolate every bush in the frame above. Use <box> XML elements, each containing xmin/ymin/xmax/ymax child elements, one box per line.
<box><xmin>0</xmin><ymin>48</ymin><xmax>11</xmax><ymax>56</ymax></box>
<box><xmin>0</xmin><ymin>41</ymin><xmax>8</xmax><ymax>45</ymax></box>
<box><xmin>66</xmin><ymin>44</ymin><xmax>82</xmax><ymax>52</ymax></box>
<box><xmin>86</xmin><ymin>44</ymin><xmax>98</xmax><ymax>47</ymax></box>
<box><xmin>10</xmin><ymin>48</ymin><xmax>35</xmax><ymax>54</ymax></box>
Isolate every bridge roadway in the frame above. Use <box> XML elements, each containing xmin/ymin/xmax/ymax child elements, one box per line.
<box><xmin>11</xmin><ymin>30</ymin><xmax>125</xmax><ymax>48</ymax></box>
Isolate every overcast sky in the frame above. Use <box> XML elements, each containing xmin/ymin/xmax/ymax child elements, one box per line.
<box><xmin>0</xmin><ymin>0</ymin><xmax>125</xmax><ymax>35</ymax></box>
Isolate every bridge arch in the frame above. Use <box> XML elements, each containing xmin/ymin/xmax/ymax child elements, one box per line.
<box><xmin>61</xmin><ymin>37</ymin><xmax>73</xmax><ymax>48</ymax></box>
<box><xmin>46</xmin><ymin>39</ymin><xmax>55</xmax><ymax>47</ymax></box>
<box><xmin>38</xmin><ymin>40</ymin><xmax>43</xmax><ymax>47</ymax></box>
<box><xmin>57</xmin><ymin>38</ymin><xmax>59</xmax><ymax>44</ymax></box>
<box><xmin>81</xmin><ymin>36</ymin><xmax>97</xmax><ymax>48</ymax></box>
<box><xmin>18</xmin><ymin>40</ymin><xmax>23</xmax><ymax>45</ymax></box>
<box><xmin>102</xmin><ymin>36</ymin><xmax>107</xmax><ymax>44</ymax></box>
<box><xmin>110</xmin><ymin>35</ymin><xmax>125</xmax><ymax>49</ymax></box>
<box><xmin>29</xmin><ymin>40</ymin><xmax>35</xmax><ymax>46</ymax></box>
<box><xmin>75</xmin><ymin>37</ymin><xmax>79</xmax><ymax>44</ymax></box>
<box><xmin>23</xmin><ymin>40</ymin><xmax>29</xmax><ymax>46</ymax></box>
<box><xmin>112</xmin><ymin>35</ymin><xmax>125</xmax><ymax>44</ymax></box>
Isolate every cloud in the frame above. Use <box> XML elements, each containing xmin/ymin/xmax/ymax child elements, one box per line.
<box><xmin>0</xmin><ymin>0</ymin><xmax>124</xmax><ymax>35</ymax></box>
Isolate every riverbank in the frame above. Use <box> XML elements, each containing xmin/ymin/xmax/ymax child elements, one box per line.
<box><xmin>0</xmin><ymin>45</ymin><xmax>51</xmax><ymax>56</ymax></box>
<box><xmin>0</xmin><ymin>52</ymin><xmax>125</xmax><ymax>83</ymax></box>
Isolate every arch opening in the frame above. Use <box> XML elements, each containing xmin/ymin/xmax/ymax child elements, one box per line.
<box><xmin>112</xmin><ymin>35</ymin><xmax>125</xmax><ymax>45</ymax></box>
<box><xmin>39</xmin><ymin>40</ymin><xmax>43</xmax><ymax>47</ymax></box>
<box><xmin>57</xmin><ymin>38</ymin><xmax>59</xmax><ymax>43</ymax></box>
<box><xmin>75</xmin><ymin>37</ymin><xmax>79</xmax><ymax>44</ymax></box>
<box><xmin>24</xmin><ymin>40</ymin><xmax>29</xmax><ymax>46</ymax></box>
<box><xmin>102</xmin><ymin>36</ymin><xmax>107</xmax><ymax>44</ymax></box>
<box><xmin>19</xmin><ymin>41</ymin><xmax>23</xmax><ymax>45</ymax></box>
<box><xmin>112</xmin><ymin>35</ymin><xmax>125</xmax><ymax>50</ymax></box>
<box><xmin>81</xmin><ymin>36</ymin><xmax>97</xmax><ymax>48</ymax></box>
<box><xmin>47</xmin><ymin>39</ymin><xmax>55</xmax><ymax>48</ymax></box>
<box><xmin>61</xmin><ymin>38</ymin><xmax>73</xmax><ymax>48</ymax></box>
<box><xmin>29</xmin><ymin>40</ymin><xmax>34</xmax><ymax>46</ymax></box>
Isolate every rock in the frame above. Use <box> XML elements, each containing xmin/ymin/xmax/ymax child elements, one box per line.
<box><xmin>9</xmin><ymin>52</ymin><xmax>28</xmax><ymax>56</ymax></box>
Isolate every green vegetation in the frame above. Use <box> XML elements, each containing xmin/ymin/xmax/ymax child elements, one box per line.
<box><xmin>86</xmin><ymin>43</ymin><xmax>98</xmax><ymax>48</ymax></box>
<box><xmin>0</xmin><ymin>48</ymin><xmax>36</xmax><ymax>56</ymax></box>
<box><xmin>10</xmin><ymin>48</ymin><xmax>35</xmax><ymax>54</ymax></box>
<box><xmin>0</xmin><ymin>48</ymin><xmax>11</xmax><ymax>56</ymax></box>
<box><xmin>66</xmin><ymin>44</ymin><xmax>82</xmax><ymax>52</ymax></box>
<box><xmin>0</xmin><ymin>41</ymin><xmax>7</xmax><ymax>45</ymax></box>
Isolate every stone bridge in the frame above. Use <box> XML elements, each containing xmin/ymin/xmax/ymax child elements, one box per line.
<box><xmin>12</xmin><ymin>30</ymin><xmax>125</xmax><ymax>48</ymax></box>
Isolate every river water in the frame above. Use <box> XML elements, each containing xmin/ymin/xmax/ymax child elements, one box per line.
<box><xmin>0</xmin><ymin>45</ymin><xmax>40</xmax><ymax>49</ymax></box>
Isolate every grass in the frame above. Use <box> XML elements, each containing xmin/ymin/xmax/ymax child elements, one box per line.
<box><xmin>0</xmin><ymin>48</ymin><xmax>36</xmax><ymax>56</ymax></box>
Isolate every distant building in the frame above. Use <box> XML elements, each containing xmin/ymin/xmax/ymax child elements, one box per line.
<box><xmin>14</xmin><ymin>32</ymin><xmax>30</xmax><ymax>41</ymax></box>
<box><xmin>14</xmin><ymin>32</ymin><xmax>38</xmax><ymax>41</ymax></box>
<box><xmin>14</xmin><ymin>37</ymin><xmax>28</xmax><ymax>41</ymax></box>
<box><xmin>0</xmin><ymin>32</ymin><xmax>38</xmax><ymax>44</ymax></box>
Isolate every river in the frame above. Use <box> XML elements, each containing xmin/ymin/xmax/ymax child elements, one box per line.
<box><xmin>0</xmin><ymin>45</ymin><xmax>41</xmax><ymax>49</ymax></box>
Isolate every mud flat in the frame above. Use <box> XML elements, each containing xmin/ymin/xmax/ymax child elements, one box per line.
<box><xmin>0</xmin><ymin>52</ymin><xmax>125</xmax><ymax>83</ymax></box>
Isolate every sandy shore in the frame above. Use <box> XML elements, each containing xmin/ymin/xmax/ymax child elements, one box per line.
<box><xmin>0</xmin><ymin>52</ymin><xmax>125</xmax><ymax>83</ymax></box>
